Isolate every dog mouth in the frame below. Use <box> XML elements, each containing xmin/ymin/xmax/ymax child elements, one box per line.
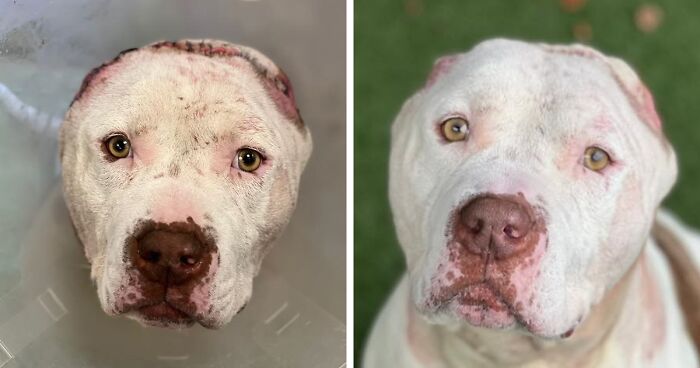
<box><xmin>432</xmin><ymin>281</ymin><xmax>514</xmax><ymax>313</ymax></box>
<box><xmin>424</xmin><ymin>193</ymin><xmax>548</xmax><ymax>329</ymax></box>
<box><xmin>116</xmin><ymin>290</ymin><xmax>208</xmax><ymax>327</ymax></box>
<box><xmin>114</xmin><ymin>218</ymin><xmax>220</xmax><ymax>328</ymax></box>
<box><xmin>454</xmin><ymin>283</ymin><xmax>510</xmax><ymax>310</ymax></box>
<box><xmin>428</xmin><ymin>282</ymin><xmax>524</xmax><ymax>329</ymax></box>
<box><xmin>138</xmin><ymin>301</ymin><xmax>194</xmax><ymax>325</ymax></box>
<box><xmin>120</xmin><ymin>295</ymin><xmax>203</xmax><ymax>327</ymax></box>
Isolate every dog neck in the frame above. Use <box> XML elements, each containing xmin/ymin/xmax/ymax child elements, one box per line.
<box><xmin>409</xmin><ymin>254</ymin><xmax>655</xmax><ymax>367</ymax></box>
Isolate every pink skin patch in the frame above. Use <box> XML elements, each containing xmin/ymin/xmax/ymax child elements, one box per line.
<box><xmin>425</xmin><ymin>54</ymin><xmax>460</xmax><ymax>88</ymax></box>
<box><xmin>427</xmin><ymin>195</ymin><xmax>548</xmax><ymax>330</ymax></box>
<box><xmin>113</xmin><ymin>274</ymin><xmax>146</xmax><ymax>314</ymax></box>
<box><xmin>150</xmin><ymin>187</ymin><xmax>205</xmax><ymax>225</ymax></box>
<box><xmin>637</xmin><ymin>83</ymin><xmax>662</xmax><ymax>131</ymax></box>
<box><xmin>70</xmin><ymin>48</ymin><xmax>136</xmax><ymax>104</ymax></box>
<box><xmin>114</xmin><ymin>269</ymin><xmax>163</xmax><ymax>314</ymax></box>
<box><xmin>260</xmin><ymin>69</ymin><xmax>300</xmax><ymax>122</ymax></box>
<box><xmin>130</xmin><ymin>134</ymin><xmax>158</xmax><ymax>166</ymax></box>
<box><xmin>453</xmin><ymin>284</ymin><xmax>516</xmax><ymax>328</ymax></box>
<box><xmin>166</xmin><ymin>251</ymin><xmax>219</xmax><ymax>322</ymax></box>
<box><xmin>541</xmin><ymin>45</ymin><xmax>663</xmax><ymax>132</ymax></box>
<box><xmin>592</xmin><ymin>113</ymin><xmax>614</xmax><ymax>133</ymax></box>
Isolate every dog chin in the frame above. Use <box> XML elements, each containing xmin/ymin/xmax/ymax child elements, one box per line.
<box><xmin>422</xmin><ymin>297</ymin><xmax>572</xmax><ymax>339</ymax></box>
<box><xmin>423</xmin><ymin>300</ymin><xmax>517</xmax><ymax>331</ymax></box>
<box><xmin>451</xmin><ymin>301</ymin><xmax>517</xmax><ymax>330</ymax></box>
<box><xmin>122</xmin><ymin>304</ymin><xmax>230</xmax><ymax>330</ymax></box>
<box><xmin>123</xmin><ymin>311</ymin><xmax>196</xmax><ymax>330</ymax></box>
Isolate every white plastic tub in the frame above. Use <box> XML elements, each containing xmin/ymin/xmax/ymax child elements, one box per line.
<box><xmin>0</xmin><ymin>1</ymin><xmax>346</xmax><ymax>367</ymax></box>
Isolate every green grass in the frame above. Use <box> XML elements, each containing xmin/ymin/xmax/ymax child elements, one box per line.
<box><xmin>354</xmin><ymin>0</ymin><xmax>700</xmax><ymax>360</ymax></box>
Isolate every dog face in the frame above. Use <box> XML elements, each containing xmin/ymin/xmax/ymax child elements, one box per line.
<box><xmin>389</xmin><ymin>39</ymin><xmax>676</xmax><ymax>338</ymax></box>
<box><xmin>60</xmin><ymin>40</ymin><xmax>311</xmax><ymax>328</ymax></box>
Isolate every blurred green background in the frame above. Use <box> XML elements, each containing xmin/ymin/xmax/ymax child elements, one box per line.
<box><xmin>354</xmin><ymin>0</ymin><xmax>700</xmax><ymax>360</ymax></box>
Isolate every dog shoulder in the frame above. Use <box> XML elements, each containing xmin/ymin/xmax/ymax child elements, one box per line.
<box><xmin>651</xmin><ymin>210</ymin><xmax>700</xmax><ymax>362</ymax></box>
<box><xmin>363</xmin><ymin>277</ymin><xmax>431</xmax><ymax>368</ymax></box>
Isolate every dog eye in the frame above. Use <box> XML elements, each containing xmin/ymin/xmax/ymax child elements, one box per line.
<box><xmin>105</xmin><ymin>134</ymin><xmax>131</xmax><ymax>159</ymax></box>
<box><xmin>583</xmin><ymin>147</ymin><xmax>611</xmax><ymax>171</ymax></box>
<box><xmin>441</xmin><ymin>117</ymin><xmax>469</xmax><ymax>142</ymax></box>
<box><xmin>236</xmin><ymin>148</ymin><xmax>263</xmax><ymax>172</ymax></box>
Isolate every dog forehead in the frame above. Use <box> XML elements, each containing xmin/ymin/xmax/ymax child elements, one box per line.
<box><xmin>73</xmin><ymin>50</ymin><xmax>282</xmax><ymax>137</ymax></box>
<box><xmin>67</xmin><ymin>40</ymin><xmax>305</xmax><ymax>136</ymax></box>
<box><xmin>427</xmin><ymin>41</ymin><xmax>637</xmax><ymax>135</ymax></box>
<box><xmin>448</xmin><ymin>39</ymin><xmax>614</xmax><ymax>87</ymax></box>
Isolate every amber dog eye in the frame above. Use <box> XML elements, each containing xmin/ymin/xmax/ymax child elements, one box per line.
<box><xmin>583</xmin><ymin>147</ymin><xmax>611</xmax><ymax>171</ymax></box>
<box><xmin>236</xmin><ymin>148</ymin><xmax>263</xmax><ymax>172</ymax></box>
<box><xmin>441</xmin><ymin>117</ymin><xmax>469</xmax><ymax>142</ymax></box>
<box><xmin>105</xmin><ymin>134</ymin><xmax>131</xmax><ymax>159</ymax></box>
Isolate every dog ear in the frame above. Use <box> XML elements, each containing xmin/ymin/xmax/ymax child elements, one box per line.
<box><xmin>600</xmin><ymin>54</ymin><xmax>678</xmax><ymax>205</ymax></box>
<box><xmin>602</xmin><ymin>55</ymin><xmax>677</xmax><ymax>206</ymax></box>
<box><xmin>603</xmin><ymin>56</ymin><xmax>663</xmax><ymax>133</ymax></box>
<box><xmin>425</xmin><ymin>54</ymin><xmax>460</xmax><ymax>88</ymax></box>
<box><xmin>539</xmin><ymin>43</ymin><xmax>663</xmax><ymax>134</ymax></box>
<box><xmin>70</xmin><ymin>47</ymin><xmax>138</xmax><ymax>107</ymax></box>
<box><xmin>259</xmin><ymin>66</ymin><xmax>304</xmax><ymax>128</ymax></box>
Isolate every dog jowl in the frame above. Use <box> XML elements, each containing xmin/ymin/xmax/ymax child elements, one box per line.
<box><xmin>60</xmin><ymin>39</ymin><xmax>312</xmax><ymax>328</ymax></box>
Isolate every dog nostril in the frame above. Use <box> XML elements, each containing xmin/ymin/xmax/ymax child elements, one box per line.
<box><xmin>467</xmin><ymin>219</ymin><xmax>484</xmax><ymax>234</ymax></box>
<box><xmin>180</xmin><ymin>255</ymin><xmax>198</xmax><ymax>266</ymax></box>
<box><xmin>141</xmin><ymin>250</ymin><xmax>161</xmax><ymax>263</ymax></box>
<box><xmin>504</xmin><ymin>225</ymin><xmax>523</xmax><ymax>239</ymax></box>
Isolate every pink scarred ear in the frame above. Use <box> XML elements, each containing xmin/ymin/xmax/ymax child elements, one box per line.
<box><xmin>262</xmin><ymin>67</ymin><xmax>302</xmax><ymax>127</ymax></box>
<box><xmin>425</xmin><ymin>54</ymin><xmax>460</xmax><ymax>88</ymax></box>
<box><xmin>605</xmin><ymin>57</ymin><xmax>663</xmax><ymax>132</ymax></box>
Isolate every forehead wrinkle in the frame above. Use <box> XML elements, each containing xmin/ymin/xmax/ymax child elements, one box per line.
<box><xmin>217</xmin><ymin>116</ymin><xmax>269</xmax><ymax>139</ymax></box>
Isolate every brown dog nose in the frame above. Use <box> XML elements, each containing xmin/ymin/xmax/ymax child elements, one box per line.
<box><xmin>458</xmin><ymin>195</ymin><xmax>537</xmax><ymax>260</ymax></box>
<box><xmin>132</xmin><ymin>229</ymin><xmax>209</xmax><ymax>285</ymax></box>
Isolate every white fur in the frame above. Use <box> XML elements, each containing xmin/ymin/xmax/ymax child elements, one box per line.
<box><xmin>59</xmin><ymin>40</ymin><xmax>312</xmax><ymax>328</ymax></box>
<box><xmin>364</xmin><ymin>39</ymin><xmax>696</xmax><ymax>367</ymax></box>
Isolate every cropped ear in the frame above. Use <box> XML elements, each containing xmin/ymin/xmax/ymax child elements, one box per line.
<box><xmin>149</xmin><ymin>40</ymin><xmax>306</xmax><ymax>131</ymax></box>
<box><xmin>539</xmin><ymin>43</ymin><xmax>663</xmax><ymax>134</ymax></box>
<box><xmin>425</xmin><ymin>54</ymin><xmax>461</xmax><ymax>88</ymax></box>
<box><xmin>602</xmin><ymin>55</ymin><xmax>676</xmax><ymax>204</ymax></box>
<box><xmin>599</xmin><ymin>54</ymin><xmax>677</xmax><ymax>204</ymax></box>
<box><xmin>603</xmin><ymin>56</ymin><xmax>663</xmax><ymax>133</ymax></box>
<box><xmin>257</xmin><ymin>66</ymin><xmax>304</xmax><ymax>128</ymax></box>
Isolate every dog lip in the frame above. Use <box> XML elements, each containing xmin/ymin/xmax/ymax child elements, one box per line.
<box><xmin>434</xmin><ymin>282</ymin><xmax>508</xmax><ymax>309</ymax></box>
<box><xmin>457</xmin><ymin>283</ymin><xmax>507</xmax><ymax>307</ymax></box>
<box><xmin>138</xmin><ymin>301</ymin><xmax>193</xmax><ymax>324</ymax></box>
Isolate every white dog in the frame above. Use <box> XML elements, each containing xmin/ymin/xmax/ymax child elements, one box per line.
<box><xmin>4</xmin><ymin>39</ymin><xmax>313</xmax><ymax>329</ymax></box>
<box><xmin>364</xmin><ymin>39</ymin><xmax>700</xmax><ymax>367</ymax></box>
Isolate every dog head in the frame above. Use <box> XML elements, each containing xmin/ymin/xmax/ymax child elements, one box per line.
<box><xmin>60</xmin><ymin>39</ymin><xmax>312</xmax><ymax>328</ymax></box>
<box><xmin>389</xmin><ymin>39</ymin><xmax>676</xmax><ymax>338</ymax></box>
